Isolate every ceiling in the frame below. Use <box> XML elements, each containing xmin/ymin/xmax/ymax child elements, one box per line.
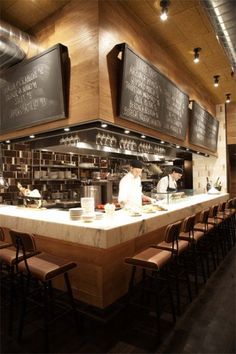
<box><xmin>0</xmin><ymin>0</ymin><xmax>235</xmax><ymax>104</ymax></box>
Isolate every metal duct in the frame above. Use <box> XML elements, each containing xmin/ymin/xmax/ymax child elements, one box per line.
<box><xmin>201</xmin><ymin>0</ymin><xmax>236</xmax><ymax>73</ymax></box>
<box><xmin>0</xmin><ymin>20</ymin><xmax>40</xmax><ymax>71</ymax></box>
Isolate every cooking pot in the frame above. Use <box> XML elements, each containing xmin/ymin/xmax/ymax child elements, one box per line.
<box><xmin>80</xmin><ymin>185</ymin><xmax>102</xmax><ymax>206</ymax></box>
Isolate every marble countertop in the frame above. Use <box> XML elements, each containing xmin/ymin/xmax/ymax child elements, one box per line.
<box><xmin>0</xmin><ymin>193</ymin><xmax>229</xmax><ymax>249</ymax></box>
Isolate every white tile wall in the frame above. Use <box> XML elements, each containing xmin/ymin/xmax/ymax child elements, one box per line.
<box><xmin>193</xmin><ymin>104</ymin><xmax>227</xmax><ymax>193</ymax></box>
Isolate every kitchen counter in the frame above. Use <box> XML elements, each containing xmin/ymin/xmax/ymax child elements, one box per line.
<box><xmin>0</xmin><ymin>193</ymin><xmax>229</xmax><ymax>249</ymax></box>
<box><xmin>0</xmin><ymin>193</ymin><xmax>229</xmax><ymax>308</ymax></box>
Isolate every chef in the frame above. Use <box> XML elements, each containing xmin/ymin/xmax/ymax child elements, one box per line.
<box><xmin>118</xmin><ymin>160</ymin><xmax>152</xmax><ymax>209</ymax></box>
<box><xmin>156</xmin><ymin>166</ymin><xmax>183</xmax><ymax>199</ymax></box>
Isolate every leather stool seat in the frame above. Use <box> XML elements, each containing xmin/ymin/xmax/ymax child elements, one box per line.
<box><xmin>18</xmin><ymin>252</ymin><xmax>77</xmax><ymax>282</ymax></box>
<box><xmin>156</xmin><ymin>239</ymin><xmax>189</xmax><ymax>255</ymax></box>
<box><xmin>125</xmin><ymin>247</ymin><xmax>171</xmax><ymax>270</ymax></box>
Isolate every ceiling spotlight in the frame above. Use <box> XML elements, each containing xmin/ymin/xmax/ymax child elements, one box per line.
<box><xmin>176</xmin><ymin>145</ymin><xmax>180</xmax><ymax>149</ymax></box>
<box><xmin>186</xmin><ymin>148</ymin><xmax>190</xmax><ymax>151</ymax></box>
<box><xmin>29</xmin><ymin>135</ymin><xmax>35</xmax><ymax>139</ymax></box>
<box><xmin>160</xmin><ymin>0</ymin><xmax>170</xmax><ymax>21</ymax></box>
<box><xmin>160</xmin><ymin>140</ymin><xmax>165</xmax><ymax>144</ymax></box>
<box><xmin>197</xmin><ymin>151</ymin><xmax>200</xmax><ymax>154</ymax></box>
<box><xmin>213</xmin><ymin>75</ymin><xmax>220</xmax><ymax>87</ymax></box>
<box><xmin>193</xmin><ymin>47</ymin><xmax>201</xmax><ymax>63</ymax></box>
<box><xmin>141</xmin><ymin>135</ymin><xmax>146</xmax><ymax>139</ymax></box>
<box><xmin>101</xmin><ymin>123</ymin><xmax>108</xmax><ymax>128</ymax></box>
<box><xmin>5</xmin><ymin>140</ymin><xmax>10</xmax><ymax>144</ymax></box>
<box><xmin>64</xmin><ymin>127</ymin><xmax>70</xmax><ymax>132</ymax></box>
<box><xmin>226</xmin><ymin>93</ymin><xmax>231</xmax><ymax>103</ymax></box>
<box><xmin>124</xmin><ymin>130</ymin><xmax>130</xmax><ymax>134</ymax></box>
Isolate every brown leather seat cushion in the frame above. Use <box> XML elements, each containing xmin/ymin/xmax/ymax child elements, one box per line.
<box><xmin>207</xmin><ymin>217</ymin><xmax>223</xmax><ymax>225</ymax></box>
<box><xmin>0</xmin><ymin>247</ymin><xmax>39</xmax><ymax>265</ymax></box>
<box><xmin>0</xmin><ymin>240</ymin><xmax>12</xmax><ymax>249</ymax></box>
<box><xmin>155</xmin><ymin>239</ymin><xmax>189</xmax><ymax>255</ymax></box>
<box><xmin>194</xmin><ymin>223</ymin><xmax>214</xmax><ymax>232</ymax></box>
<box><xmin>125</xmin><ymin>247</ymin><xmax>171</xmax><ymax>270</ymax></box>
<box><xmin>18</xmin><ymin>252</ymin><xmax>77</xmax><ymax>281</ymax></box>
<box><xmin>179</xmin><ymin>230</ymin><xmax>204</xmax><ymax>242</ymax></box>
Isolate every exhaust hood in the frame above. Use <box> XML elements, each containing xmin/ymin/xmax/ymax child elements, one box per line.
<box><xmin>30</xmin><ymin>127</ymin><xmax>176</xmax><ymax>162</ymax></box>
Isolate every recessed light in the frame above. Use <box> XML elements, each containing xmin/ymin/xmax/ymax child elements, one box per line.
<box><xmin>197</xmin><ymin>151</ymin><xmax>200</xmax><ymax>154</ymax></box>
<box><xmin>205</xmin><ymin>154</ymin><xmax>209</xmax><ymax>157</ymax></box>
<box><xmin>186</xmin><ymin>148</ymin><xmax>189</xmax><ymax>151</ymax></box>
<box><xmin>141</xmin><ymin>135</ymin><xmax>146</xmax><ymax>139</ymax></box>
<box><xmin>124</xmin><ymin>130</ymin><xmax>130</xmax><ymax>134</ymax></box>
<box><xmin>176</xmin><ymin>145</ymin><xmax>180</xmax><ymax>149</ymax></box>
<box><xmin>29</xmin><ymin>135</ymin><xmax>35</xmax><ymax>139</ymax></box>
<box><xmin>64</xmin><ymin>127</ymin><xmax>70</xmax><ymax>132</ymax></box>
<box><xmin>101</xmin><ymin>123</ymin><xmax>108</xmax><ymax>128</ymax></box>
<box><xmin>160</xmin><ymin>140</ymin><xmax>165</xmax><ymax>144</ymax></box>
<box><xmin>5</xmin><ymin>140</ymin><xmax>10</xmax><ymax>144</ymax></box>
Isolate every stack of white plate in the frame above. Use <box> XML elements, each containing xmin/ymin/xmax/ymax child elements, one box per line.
<box><xmin>69</xmin><ymin>208</ymin><xmax>83</xmax><ymax>220</ymax></box>
<box><xmin>95</xmin><ymin>212</ymin><xmax>104</xmax><ymax>220</ymax></box>
<box><xmin>81</xmin><ymin>213</ymin><xmax>96</xmax><ymax>223</ymax></box>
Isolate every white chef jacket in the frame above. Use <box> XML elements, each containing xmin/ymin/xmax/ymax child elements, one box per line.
<box><xmin>118</xmin><ymin>172</ymin><xmax>142</xmax><ymax>209</ymax></box>
<box><xmin>156</xmin><ymin>175</ymin><xmax>177</xmax><ymax>196</ymax></box>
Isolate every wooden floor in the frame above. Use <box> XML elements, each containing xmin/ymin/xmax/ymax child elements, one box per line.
<box><xmin>1</xmin><ymin>245</ymin><xmax>236</xmax><ymax>354</ymax></box>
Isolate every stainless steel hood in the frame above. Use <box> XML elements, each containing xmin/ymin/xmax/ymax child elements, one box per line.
<box><xmin>30</xmin><ymin>127</ymin><xmax>177</xmax><ymax>162</ymax></box>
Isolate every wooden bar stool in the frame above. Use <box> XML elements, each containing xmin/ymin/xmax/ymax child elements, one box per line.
<box><xmin>178</xmin><ymin>214</ymin><xmax>206</xmax><ymax>295</ymax></box>
<box><xmin>124</xmin><ymin>222</ymin><xmax>182</xmax><ymax>336</ymax></box>
<box><xmin>150</xmin><ymin>220</ymin><xmax>192</xmax><ymax>315</ymax></box>
<box><xmin>9</xmin><ymin>229</ymin><xmax>79</xmax><ymax>352</ymax></box>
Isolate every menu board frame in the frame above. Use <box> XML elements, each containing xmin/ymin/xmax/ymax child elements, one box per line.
<box><xmin>0</xmin><ymin>43</ymin><xmax>69</xmax><ymax>134</ymax></box>
<box><xmin>189</xmin><ymin>101</ymin><xmax>219</xmax><ymax>152</ymax></box>
<box><xmin>118</xmin><ymin>43</ymin><xmax>189</xmax><ymax>140</ymax></box>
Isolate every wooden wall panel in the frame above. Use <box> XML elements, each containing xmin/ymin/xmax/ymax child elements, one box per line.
<box><xmin>226</xmin><ymin>102</ymin><xmax>236</xmax><ymax>145</ymax></box>
<box><xmin>98</xmin><ymin>0</ymin><xmax>216</xmax><ymax>150</ymax></box>
<box><xmin>0</xmin><ymin>0</ymin><xmax>99</xmax><ymax>141</ymax></box>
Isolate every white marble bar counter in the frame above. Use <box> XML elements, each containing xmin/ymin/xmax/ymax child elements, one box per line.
<box><xmin>0</xmin><ymin>192</ymin><xmax>230</xmax><ymax>308</ymax></box>
<box><xmin>0</xmin><ymin>193</ymin><xmax>229</xmax><ymax>249</ymax></box>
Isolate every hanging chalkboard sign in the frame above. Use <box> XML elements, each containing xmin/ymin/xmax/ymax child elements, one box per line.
<box><xmin>189</xmin><ymin>101</ymin><xmax>219</xmax><ymax>152</ymax></box>
<box><xmin>118</xmin><ymin>44</ymin><xmax>189</xmax><ymax>140</ymax></box>
<box><xmin>0</xmin><ymin>44</ymin><xmax>69</xmax><ymax>134</ymax></box>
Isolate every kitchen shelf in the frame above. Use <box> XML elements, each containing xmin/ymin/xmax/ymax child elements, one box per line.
<box><xmin>32</xmin><ymin>165</ymin><xmax>77</xmax><ymax>168</ymax></box>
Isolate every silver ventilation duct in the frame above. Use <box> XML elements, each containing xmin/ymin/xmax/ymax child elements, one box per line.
<box><xmin>201</xmin><ymin>0</ymin><xmax>236</xmax><ymax>74</ymax></box>
<box><xmin>0</xmin><ymin>20</ymin><xmax>40</xmax><ymax>72</ymax></box>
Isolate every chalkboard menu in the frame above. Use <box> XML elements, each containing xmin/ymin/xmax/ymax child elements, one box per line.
<box><xmin>119</xmin><ymin>44</ymin><xmax>189</xmax><ymax>140</ymax></box>
<box><xmin>190</xmin><ymin>101</ymin><xmax>219</xmax><ymax>152</ymax></box>
<box><xmin>0</xmin><ymin>44</ymin><xmax>69</xmax><ymax>134</ymax></box>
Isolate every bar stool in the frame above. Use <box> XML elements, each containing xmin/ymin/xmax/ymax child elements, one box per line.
<box><xmin>0</xmin><ymin>227</ymin><xmax>12</xmax><ymax>249</ymax></box>
<box><xmin>9</xmin><ymin>229</ymin><xmax>79</xmax><ymax>352</ymax></box>
<box><xmin>150</xmin><ymin>220</ymin><xmax>192</xmax><ymax>315</ymax></box>
<box><xmin>207</xmin><ymin>204</ymin><xmax>225</xmax><ymax>264</ymax></box>
<box><xmin>193</xmin><ymin>208</ymin><xmax>217</xmax><ymax>278</ymax></box>
<box><xmin>124</xmin><ymin>221</ymin><xmax>182</xmax><ymax>336</ymax></box>
<box><xmin>0</xmin><ymin>227</ymin><xmax>39</xmax><ymax>335</ymax></box>
<box><xmin>178</xmin><ymin>214</ymin><xmax>206</xmax><ymax>295</ymax></box>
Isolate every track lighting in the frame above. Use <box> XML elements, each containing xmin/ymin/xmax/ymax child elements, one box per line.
<box><xmin>160</xmin><ymin>0</ymin><xmax>170</xmax><ymax>21</ymax></box>
<box><xmin>213</xmin><ymin>75</ymin><xmax>220</xmax><ymax>87</ymax></box>
<box><xmin>193</xmin><ymin>47</ymin><xmax>201</xmax><ymax>63</ymax></box>
<box><xmin>226</xmin><ymin>93</ymin><xmax>231</xmax><ymax>103</ymax></box>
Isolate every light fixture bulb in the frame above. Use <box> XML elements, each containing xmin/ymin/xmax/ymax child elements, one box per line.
<box><xmin>213</xmin><ymin>75</ymin><xmax>220</xmax><ymax>87</ymax></box>
<box><xmin>160</xmin><ymin>0</ymin><xmax>170</xmax><ymax>21</ymax></box>
<box><xmin>124</xmin><ymin>130</ymin><xmax>130</xmax><ymax>134</ymax></box>
<box><xmin>141</xmin><ymin>135</ymin><xmax>146</xmax><ymax>139</ymax></box>
<box><xmin>101</xmin><ymin>123</ymin><xmax>108</xmax><ymax>128</ymax></box>
<box><xmin>160</xmin><ymin>10</ymin><xmax>168</xmax><ymax>21</ymax></box>
<box><xmin>226</xmin><ymin>93</ymin><xmax>231</xmax><ymax>103</ymax></box>
<box><xmin>193</xmin><ymin>47</ymin><xmax>201</xmax><ymax>63</ymax></box>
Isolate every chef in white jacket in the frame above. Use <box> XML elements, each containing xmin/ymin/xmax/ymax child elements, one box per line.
<box><xmin>156</xmin><ymin>166</ymin><xmax>183</xmax><ymax>199</ymax></box>
<box><xmin>118</xmin><ymin>160</ymin><xmax>151</xmax><ymax>209</ymax></box>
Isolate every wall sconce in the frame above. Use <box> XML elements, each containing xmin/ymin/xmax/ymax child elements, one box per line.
<box><xmin>193</xmin><ymin>47</ymin><xmax>201</xmax><ymax>63</ymax></box>
<box><xmin>160</xmin><ymin>0</ymin><xmax>170</xmax><ymax>21</ymax></box>
<box><xmin>226</xmin><ymin>93</ymin><xmax>231</xmax><ymax>103</ymax></box>
<box><xmin>213</xmin><ymin>75</ymin><xmax>220</xmax><ymax>87</ymax></box>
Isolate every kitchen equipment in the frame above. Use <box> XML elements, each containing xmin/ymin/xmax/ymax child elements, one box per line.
<box><xmin>80</xmin><ymin>185</ymin><xmax>102</xmax><ymax>206</ymax></box>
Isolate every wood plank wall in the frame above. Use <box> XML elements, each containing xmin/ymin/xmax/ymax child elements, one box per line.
<box><xmin>226</xmin><ymin>102</ymin><xmax>236</xmax><ymax>197</ymax></box>
<box><xmin>0</xmin><ymin>0</ymin><xmax>218</xmax><ymax>156</ymax></box>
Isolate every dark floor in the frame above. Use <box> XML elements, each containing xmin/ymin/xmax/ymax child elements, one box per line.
<box><xmin>1</xmin><ymin>246</ymin><xmax>236</xmax><ymax>354</ymax></box>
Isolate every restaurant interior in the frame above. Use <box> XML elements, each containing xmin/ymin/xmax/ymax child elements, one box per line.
<box><xmin>0</xmin><ymin>0</ymin><xmax>235</xmax><ymax>353</ymax></box>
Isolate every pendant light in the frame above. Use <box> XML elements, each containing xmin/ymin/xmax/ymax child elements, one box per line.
<box><xmin>160</xmin><ymin>0</ymin><xmax>170</xmax><ymax>21</ymax></box>
<box><xmin>193</xmin><ymin>47</ymin><xmax>201</xmax><ymax>63</ymax></box>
